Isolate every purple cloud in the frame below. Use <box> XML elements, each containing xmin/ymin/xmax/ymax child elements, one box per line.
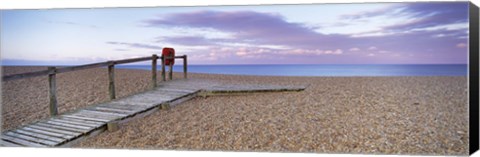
<box><xmin>155</xmin><ymin>36</ymin><xmax>224</xmax><ymax>46</ymax></box>
<box><xmin>146</xmin><ymin>10</ymin><xmax>349</xmax><ymax>50</ymax></box>
<box><xmin>345</xmin><ymin>2</ymin><xmax>468</xmax><ymax>32</ymax></box>
<box><xmin>341</xmin><ymin>4</ymin><xmax>403</xmax><ymax>20</ymax></box>
<box><xmin>106</xmin><ymin>41</ymin><xmax>163</xmax><ymax>50</ymax></box>
<box><xmin>145</xmin><ymin>2</ymin><xmax>468</xmax><ymax>64</ymax></box>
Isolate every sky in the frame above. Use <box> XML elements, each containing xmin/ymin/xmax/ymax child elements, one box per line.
<box><xmin>0</xmin><ymin>2</ymin><xmax>470</xmax><ymax>65</ymax></box>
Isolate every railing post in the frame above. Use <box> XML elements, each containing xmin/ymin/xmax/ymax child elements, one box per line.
<box><xmin>161</xmin><ymin>56</ymin><xmax>166</xmax><ymax>81</ymax></box>
<box><xmin>168</xmin><ymin>55</ymin><xmax>173</xmax><ymax>80</ymax></box>
<box><xmin>183</xmin><ymin>55</ymin><xmax>187</xmax><ymax>79</ymax></box>
<box><xmin>48</xmin><ymin>67</ymin><xmax>58</xmax><ymax>116</ymax></box>
<box><xmin>152</xmin><ymin>54</ymin><xmax>158</xmax><ymax>88</ymax></box>
<box><xmin>108</xmin><ymin>62</ymin><xmax>116</xmax><ymax>99</ymax></box>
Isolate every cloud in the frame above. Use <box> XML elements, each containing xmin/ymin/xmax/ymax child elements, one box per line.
<box><xmin>145</xmin><ymin>10</ymin><xmax>351</xmax><ymax>50</ymax></box>
<box><xmin>142</xmin><ymin>3</ymin><xmax>468</xmax><ymax>64</ymax></box>
<box><xmin>156</xmin><ymin>36</ymin><xmax>217</xmax><ymax>46</ymax></box>
<box><xmin>378</xmin><ymin>50</ymin><xmax>390</xmax><ymax>54</ymax></box>
<box><xmin>456</xmin><ymin>43</ymin><xmax>467</xmax><ymax>48</ymax></box>
<box><xmin>106</xmin><ymin>41</ymin><xmax>163</xmax><ymax>50</ymax></box>
<box><xmin>341</xmin><ymin>4</ymin><xmax>403</xmax><ymax>20</ymax></box>
<box><xmin>114</xmin><ymin>48</ymin><xmax>130</xmax><ymax>52</ymax></box>
<box><xmin>349</xmin><ymin>47</ymin><xmax>360</xmax><ymax>51</ymax></box>
<box><xmin>346</xmin><ymin>2</ymin><xmax>468</xmax><ymax>35</ymax></box>
<box><xmin>368</xmin><ymin>46</ymin><xmax>378</xmax><ymax>50</ymax></box>
<box><xmin>47</xmin><ymin>20</ymin><xmax>99</xmax><ymax>28</ymax></box>
<box><xmin>384</xmin><ymin>3</ymin><xmax>468</xmax><ymax>31</ymax></box>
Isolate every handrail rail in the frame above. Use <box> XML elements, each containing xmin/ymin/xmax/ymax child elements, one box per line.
<box><xmin>1</xmin><ymin>54</ymin><xmax>188</xmax><ymax>116</ymax></box>
<box><xmin>2</xmin><ymin>56</ymin><xmax>184</xmax><ymax>81</ymax></box>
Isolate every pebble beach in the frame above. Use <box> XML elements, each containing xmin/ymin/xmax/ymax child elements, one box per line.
<box><xmin>1</xmin><ymin>66</ymin><xmax>469</xmax><ymax>155</ymax></box>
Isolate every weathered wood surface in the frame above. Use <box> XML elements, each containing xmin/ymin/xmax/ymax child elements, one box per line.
<box><xmin>108</xmin><ymin>64</ymin><xmax>116</xmax><ymax>100</ymax></box>
<box><xmin>1</xmin><ymin>78</ymin><xmax>305</xmax><ymax>147</ymax></box>
<box><xmin>183</xmin><ymin>55</ymin><xmax>187</xmax><ymax>79</ymax></box>
<box><xmin>168</xmin><ymin>60</ymin><xmax>173</xmax><ymax>80</ymax></box>
<box><xmin>152</xmin><ymin>54</ymin><xmax>158</xmax><ymax>88</ymax></box>
<box><xmin>2</xmin><ymin>56</ymin><xmax>171</xmax><ymax>82</ymax></box>
<box><xmin>1</xmin><ymin>69</ymin><xmax>50</xmax><ymax>81</ymax></box>
<box><xmin>161</xmin><ymin>56</ymin><xmax>166</xmax><ymax>81</ymax></box>
<box><xmin>48</xmin><ymin>67</ymin><xmax>58</xmax><ymax>116</ymax></box>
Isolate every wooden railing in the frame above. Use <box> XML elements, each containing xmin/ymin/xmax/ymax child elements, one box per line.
<box><xmin>1</xmin><ymin>54</ymin><xmax>187</xmax><ymax>116</ymax></box>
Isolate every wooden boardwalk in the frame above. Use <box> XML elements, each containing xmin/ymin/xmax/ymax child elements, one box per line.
<box><xmin>0</xmin><ymin>79</ymin><xmax>305</xmax><ymax>147</ymax></box>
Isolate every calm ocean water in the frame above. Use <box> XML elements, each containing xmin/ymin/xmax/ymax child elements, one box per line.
<box><xmin>116</xmin><ymin>64</ymin><xmax>467</xmax><ymax>76</ymax></box>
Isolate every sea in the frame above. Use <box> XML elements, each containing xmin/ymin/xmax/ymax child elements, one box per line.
<box><xmin>116</xmin><ymin>64</ymin><xmax>468</xmax><ymax>77</ymax></box>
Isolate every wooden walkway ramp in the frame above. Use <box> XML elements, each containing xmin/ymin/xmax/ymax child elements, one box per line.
<box><xmin>0</xmin><ymin>79</ymin><xmax>305</xmax><ymax>147</ymax></box>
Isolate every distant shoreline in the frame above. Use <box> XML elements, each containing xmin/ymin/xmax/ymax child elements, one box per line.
<box><xmin>1</xmin><ymin>64</ymin><xmax>468</xmax><ymax>77</ymax></box>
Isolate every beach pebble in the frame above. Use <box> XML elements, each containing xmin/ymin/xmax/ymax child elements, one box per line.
<box><xmin>1</xmin><ymin>67</ymin><xmax>468</xmax><ymax>155</ymax></box>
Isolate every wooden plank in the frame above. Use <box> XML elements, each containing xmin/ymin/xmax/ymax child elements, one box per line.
<box><xmin>93</xmin><ymin>107</ymin><xmax>136</xmax><ymax>114</ymax></box>
<box><xmin>72</xmin><ymin>113</ymin><xmax>119</xmax><ymax>122</ymax></box>
<box><xmin>2</xmin><ymin>69</ymin><xmax>50</xmax><ymax>81</ymax></box>
<box><xmin>150</xmin><ymin>93</ymin><xmax>190</xmax><ymax>99</ymax></box>
<box><xmin>126</xmin><ymin>93</ymin><xmax>175</xmax><ymax>102</ymax></box>
<box><xmin>108</xmin><ymin>64</ymin><xmax>116</xmax><ymax>100</ymax></box>
<box><xmin>97</xmin><ymin>103</ymin><xmax>147</xmax><ymax>111</ymax></box>
<box><xmin>156</xmin><ymin>87</ymin><xmax>197</xmax><ymax>93</ymax></box>
<box><xmin>81</xmin><ymin>109</ymin><xmax>128</xmax><ymax>117</ymax></box>
<box><xmin>150</xmin><ymin>91</ymin><xmax>191</xmax><ymax>99</ymax></box>
<box><xmin>107</xmin><ymin>122</ymin><xmax>119</xmax><ymax>132</ymax></box>
<box><xmin>35</xmin><ymin>122</ymin><xmax>87</xmax><ymax>133</ymax></box>
<box><xmin>168</xmin><ymin>58</ymin><xmax>173</xmax><ymax>80</ymax></box>
<box><xmin>134</xmin><ymin>90</ymin><xmax>184</xmax><ymax>96</ymax></box>
<box><xmin>160</xmin><ymin>56</ymin><xmax>181</xmax><ymax>59</ymax></box>
<box><xmin>145</xmin><ymin>91</ymin><xmax>188</xmax><ymax>99</ymax></box>
<box><xmin>14</xmin><ymin>129</ymin><xmax>64</xmax><ymax>143</ymax></box>
<box><xmin>4</xmin><ymin>131</ymin><xmax>57</xmax><ymax>146</ymax></box>
<box><xmin>48</xmin><ymin>67</ymin><xmax>58</xmax><ymax>116</ymax></box>
<box><xmin>57</xmin><ymin>123</ymin><xmax>106</xmax><ymax>147</ymax></box>
<box><xmin>55</xmin><ymin>61</ymin><xmax>109</xmax><ymax>73</ymax></box>
<box><xmin>75</xmin><ymin>110</ymin><xmax>122</xmax><ymax>119</ymax></box>
<box><xmin>114</xmin><ymin>100</ymin><xmax>163</xmax><ymax>107</ymax></box>
<box><xmin>43</xmin><ymin>121</ymin><xmax>92</xmax><ymax>130</ymax></box>
<box><xmin>112</xmin><ymin>99</ymin><xmax>161</xmax><ymax>107</ymax></box>
<box><xmin>27</xmin><ymin>125</ymin><xmax>80</xmax><ymax>137</ymax></box>
<box><xmin>1</xmin><ymin>135</ymin><xmax>47</xmax><ymax>147</ymax></box>
<box><xmin>113</xmin><ymin>56</ymin><xmax>151</xmax><ymax>65</ymax></box>
<box><xmin>208</xmin><ymin>87</ymin><xmax>305</xmax><ymax>93</ymax></box>
<box><xmin>161</xmin><ymin>83</ymin><xmax>206</xmax><ymax>89</ymax></box>
<box><xmin>161</xmin><ymin>55</ymin><xmax>166</xmax><ymax>81</ymax></box>
<box><xmin>183</xmin><ymin>55</ymin><xmax>187</xmax><ymax>79</ymax></box>
<box><xmin>62</xmin><ymin>115</ymin><xmax>110</xmax><ymax>122</ymax></box>
<box><xmin>59</xmin><ymin>116</ymin><xmax>106</xmax><ymax>125</ymax></box>
<box><xmin>1</xmin><ymin>139</ymin><xmax>23</xmax><ymax>147</ymax></box>
<box><xmin>160</xmin><ymin>86</ymin><xmax>202</xmax><ymax>92</ymax></box>
<box><xmin>1</xmin><ymin>55</ymin><xmax>183</xmax><ymax>81</ymax></box>
<box><xmin>50</xmin><ymin>118</ymin><xmax>101</xmax><ymax>128</ymax></box>
<box><xmin>100</xmin><ymin>102</ymin><xmax>148</xmax><ymax>108</ymax></box>
<box><xmin>154</xmin><ymin>88</ymin><xmax>193</xmax><ymax>94</ymax></box>
<box><xmin>95</xmin><ymin>106</ymin><xmax>135</xmax><ymax>114</ymax></box>
<box><xmin>152</xmin><ymin>54</ymin><xmax>157</xmax><ymax>88</ymax></box>
<box><xmin>22</xmin><ymin>127</ymin><xmax>74</xmax><ymax>139</ymax></box>
<box><xmin>166</xmin><ymin>91</ymin><xmax>198</xmax><ymax>108</ymax></box>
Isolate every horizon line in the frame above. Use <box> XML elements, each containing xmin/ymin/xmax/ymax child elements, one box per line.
<box><xmin>0</xmin><ymin>63</ymin><xmax>469</xmax><ymax>67</ymax></box>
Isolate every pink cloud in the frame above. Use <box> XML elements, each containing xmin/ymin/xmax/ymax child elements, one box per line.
<box><xmin>142</xmin><ymin>3</ymin><xmax>468</xmax><ymax>64</ymax></box>
<box><xmin>349</xmin><ymin>47</ymin><xmax>360</xmax><ymax>51</ymax></box>
<box><xmin>456</xmin><ymin>43</ymin><xmax>467</xmax><ymax>48</ymax></box>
